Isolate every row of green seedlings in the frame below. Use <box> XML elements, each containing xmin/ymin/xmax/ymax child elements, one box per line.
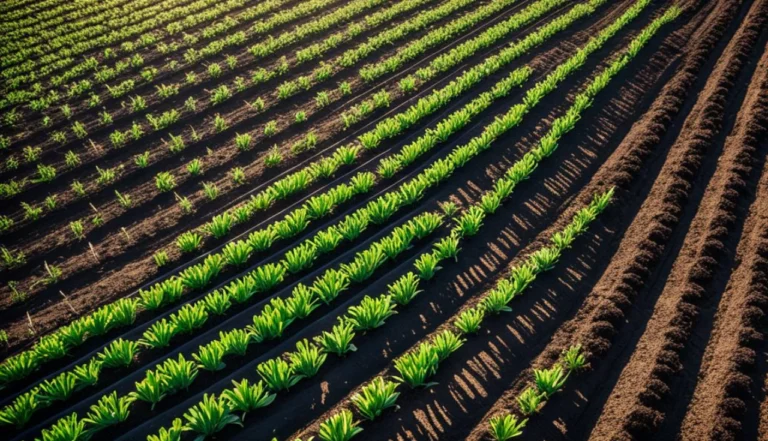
<box><xmin>137</xmin><ymin>0</ymin><xmax>662</xmax><ymax>425</ymax></box>
<box><xmin>54</xmin><ymin>0</ymin><xmax>591</xmax><ymax>269</ymax></box>
<box><xmin>138</xmin><ymin>199</ymin><xmax>490</xmax><ymax>441</ymax></box>
<box><xmin>144</xmin><ymin>132</ymin><xmax>612</xmax><ymax>441</ymax></box>
<box><xmin>0</xmin><ymin>60</ymin><xmax>531</xmax><ymax>426</ymax></box>
<box><xmin>0</xmin><ymin>0</ymin><xmax>85</xmax><ymax>36</ymax></box>
<box><xmin>21</xmin><ymin>209</ymin><xmax>450</xmax><ymax>440</ymax></box>
<box><xmin>0</xmin><ymin>60</ymin><xmax>531</xmax><ymax>400</ymax></box>
<box><xmin>0</xmin><ymin>167</ymin><xmax>380</xmax><ymax>394</ymax></box>
<box><xmin>0</xmin><ymin>0</ymin><xmax>289</xmax><ymax>92</ymax></box>
<box><xmin>306</xmin><ymin>190</ymin><xmax>612</xmax><ymax>441</ymax></box>
<box><xmin>486</xmin><ymin>346</ymin><xmax>587</xmax><ymax>440</ymax></box>
<box><xmin>0</xmin><ymin>0</ymin><xmax>178</xmax><ymax>52</ymax></box>
<box><xmin>0</xmin><ymin>0</ymin><xmax>624</xmax><ymax>388</ymax></box>
<box><xmin>0</xmin><ymin>0</ymin><xmax>559</xmax><ymax>227</ymax></box>
<box><xmin>291</xmin><ymin>3</ymin><xmax>684</xmax><ymax>435</ymax></box>
<box><xmin>358</xmin><ymin>0</ymin><xmax>562</xmax><ymax>82</ymax></box>
<box><xmin>0</xmin><ymin>0</ymin><xmax>157</xmax><ymax>62</ymax></box>
<box><xmin>0</xmin><ymin>0</ymin><xmax>133</xmax><ymax>63</ymax></box>
<box><xmin>132</xmin><ymin>1</ymin><xmax>670</xmax><ymax>427</ymax></box>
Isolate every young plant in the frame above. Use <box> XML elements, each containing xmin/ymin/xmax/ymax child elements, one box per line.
<box><xmin>415</xmin><ymin>253</ymin><xmax>441</xmax><ymax>280</ymax></box>
<box><xmin>0</xmin><ymin>391</ymin><xmax>40</xmax><ymax>428</ymax></box>
<box><xmin>170</xmin><ymin>303</ymin><xmax>209</xmax><ymax>333</ymax></box>
<box><xmin>155</xmin><ymin>172</ymin><xmax>176</xmax><ymax>192</ymax></box>
<box><xmin>264</xmin><ymin>146</ymin><xmax>283</xmax><ymax>167</ymax></box>
<box><xmin>234</xmin><ymin>132</ymin><xmax>252</xmax><ymax>151</ymax></box>
<box><xmin>157</xmin><ymin>354</ymin><xmax>198</xmax><ymax>392</ymax></box>
<box><xmin>393</xmin><ymin>343</ymin><xmax>439</xmax><ymax>388</ymax></box>
<box><xmin>351</xmin><ymin>377</ymin><xmax>400</xmax><ymax>421</ymax></box>
<box><xmin>194</xmin><ymin>341</ymin><xmax>227</xmax><ymax>371</ymax></box>
<box><xmin>318</xmin><ymin>409</ymin><xmax>363</xmax><ymax>441</ymax></box>
<box><xmin>534</xmin><ymin>364</ymin><xmax>567</xmax><ymax>398</ymax></box>
<box><xmin>488</xmin><ymin>414</ymin><xmax>527</xmax><ymax>441</ymax></box>
<box><xmin>517</xmin><ymin>387</ymin><xmax>543</xmax><ymax>416</ymax></box>
<box><xmin>315</xmin><ymin>321</ymin><xmax>356</xmax><ymax>356</ymax></box>
<box><xmin>454</xmin><ymin>307</ymin><xmax>484</xmax><ymax>334</ymax></box>
<box><xmin>221</xmin><ymin>379</ymin><xmax>275</xmax><ymax>421</ymax></box>
<box><xmin>153</xmin><ymin>250</ymin><xmax>169</xmax><ymax>267</ymax></box>
<box><xmin>346</xmin><ymin>295</ymin><xmax>396</xmax><ymax>331</ymax></box>
<box><xmin>83</xmin><ymin>391</ymin><xmax>134</xmax><ymax>431</ymax></box>
<box><xmin>141</xmin><ymin>319</ymin><xmax>177</xmax><ymax>349</ymax></box>
<box><xmin>182</xmin><ymin>394</ymin><xmax>242</xmax><ymax>438</ymax></box>
<box><xmin>70</xmin><ymin>220</ymin><xmax>85</xmax><ymax>240</ymax></box>
<box><xmin>177</xmin><ymin>231</ymin><xmax>203</xmax><ymax>253</ymax></box>
<box><xmin>257</xmin><ymin>358</ymin><xmax>301</xmax><ymax>391</ymax></box>
<box><xmin>288</xmin><ymin>339</ymin><xmax>327</xmax><ymax>378</ymax></box>
<box><xmin>72</xmin><ymin>359</ymin><xmax>102</xmax><ymax>389</ymax></box>
<box><xmin>38</xmin><ymin>373</ymin><xmax>77</xmax><ymax>404</ymax></box>
<box><xmin>562</xmin><ymin>344</ymin><xmax>587</xmax><ymax>371</ymax></box>
<box><xmin>388</xmin><ymin>272</ymin><xmax>422</xmax><ymax>305</ymax></box>
<box><xmin>132</xmin><ymin>370</ymin><xmax>168</xmax><ymax>409</ymax></box>
<box><xmin>310</xmin><ymin>269</ymin><xmax>348</xmax><ymax>304</ymax></box>
<box><xmin>203</xmin><ymin>181</ymin><xmax>219</xmax><ymax>200</ymax></box>
<box><xmin>98</xmin><ymin>339</ymin><xmax>138</xmax><ymax>368</ymax></box>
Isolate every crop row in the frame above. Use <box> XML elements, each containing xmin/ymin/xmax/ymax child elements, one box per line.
<box><xmin>4</xmin><ymin>0</ymin><xmax>664</xmax><ymax>433</ymax></box>
<box><xmin>0</xmin><ymin>0</ymin><xmax>550</xmax><ymax>310</ymax></box>
<box><xmin>281</xmin><ymin>3</ymin><xmax>682</xmax><ymax>436</ymax></box>
<box><xmin>0</xmin><ymin>0</ymin><xmax>102</xmax><ymax>37</ymax></box>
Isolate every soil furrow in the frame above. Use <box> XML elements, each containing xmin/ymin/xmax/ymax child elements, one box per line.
<box><xmin>581</xmin><ymin>0</ymin><xmax>768</xmax><ymax>439</ymax></box>
<box><xmin>674</xmin><ymin>40</ymin><xmax>768</xmax><ymax>441</ymax></box>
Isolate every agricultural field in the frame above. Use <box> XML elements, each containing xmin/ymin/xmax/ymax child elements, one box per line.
<box><xmin>0</xmin><ymin>0</ymin><xmax>767</xmax><ymax>439</ymax></box>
